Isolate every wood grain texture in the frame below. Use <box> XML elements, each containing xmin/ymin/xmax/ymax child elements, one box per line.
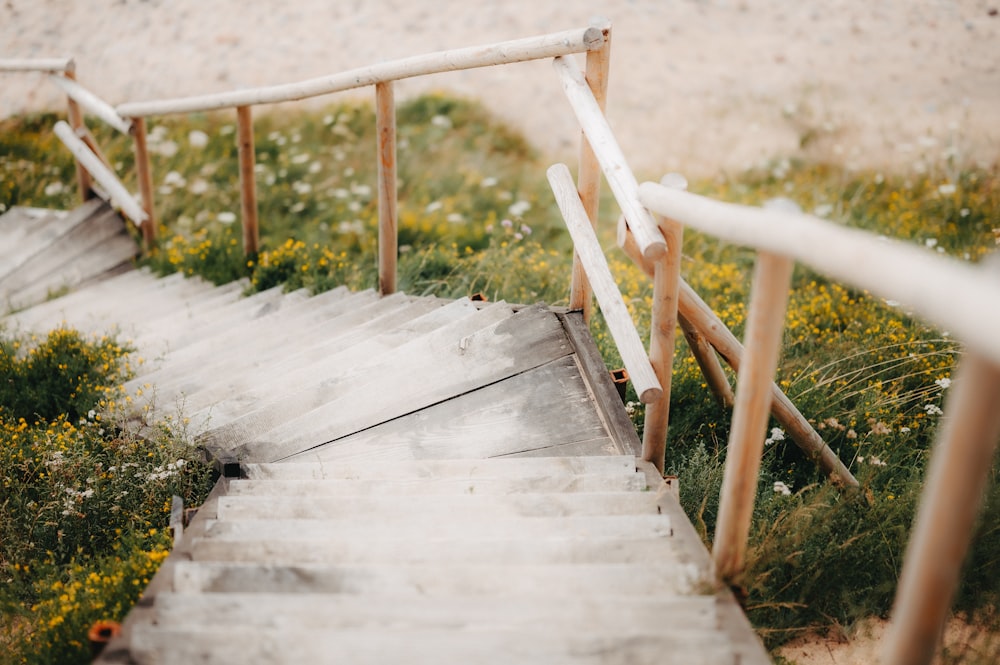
<box><xmin>376</xmin><ymin>81</ymin><xmax>397</xmax><ymax>295</ymax></box>
<box><xmin>236</xmin><ymin>105</ymin><xmax>259</xmax><ymax>256</ymax></box>
<box><xmin>548</xmin><ymin>163</ymin><xmax>660</xmax><ymax>404</ymax></box>
<box><xmin>117</xmin><ymin>26</ymin><xmax>606</xmax><ymax>116</ymax></box>
<box><xmin>130</xmin><ymin>116</ymin><xmax>157</xmax><ymax>250</ymax></box>
<box><xmin>713</xmin><ymin>251</ymin><xmax>794</xmax><ymax>583</ymax></box>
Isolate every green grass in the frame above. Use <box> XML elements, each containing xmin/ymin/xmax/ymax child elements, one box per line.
<box><xmin>2</xmin><ymin>94</ymin><xmax>999</xmax><ymax>661</ymax></box>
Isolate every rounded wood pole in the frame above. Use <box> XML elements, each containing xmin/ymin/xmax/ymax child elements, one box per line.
<box><xmin>63</xmin><ymin>71</ymin><xmax>94</xmax><ymax>203</ymax></box>
<box><xmin>641</xmin><ymin>175</ymin><xmax>686</xmax><ymax>474</ymax></box>
<box><xmin>713</xmin><ymin>251</ymin><xmax>794</xmax><ymax>584</ymax></box>
<box><xmin>376</xmin><ymin>81</ymin><xmax>398</xmax><ymax>296</ymax></box>
<box><xmin>236</xmin><ymin>105</ymin><xmax>259</xmax><ymax>257</ymax></box>
<box><xmin>130</xmin><ymin>116</ymin><xmax>157</xmax><ymax>251</ymax></box>
<box><xmin>882</xmin><ymin>353</ymin><xmax>1000</xmax><ymax>665</ymax></box>
<box><xmin>570</xmin><ymin>16</ymin><xmax>611</xmax><ymax>321</ymax></box>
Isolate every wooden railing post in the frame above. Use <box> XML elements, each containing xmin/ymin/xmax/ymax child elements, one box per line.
<box><xmin>570</xmin><ymin>16</ymin><xmax>611</xmax><ymax>321</ymax></box>
<box><xmin>63</xmin><ymin>67</ymin><xmax>94</xmax><ymax>203</ymax></box>
<box><xmin>713</xmin><ymin>251</ymin><xmax>794</xmax><ymax>584</ymax></box>
<box><xmin>236</xmin><ymin>105</ymin><xmax>259</xmax><ymax>256</ymax></box>
<box><xmin>882</xmin><ymin>352</ymin><xmax>1000</xmax><ymax>665</ymax></box>
<box><xmin>376</xmin><ymin>81</ymin><xmax>397</xmax><ymax>296</ymax></box>
<box><xmin>131</xmin><ymin>117</ymin><xmax>156</xmax><ymax>251</ymax></box>
<box><xmin>641</xmin><ymin>174</ymin><xmax>686</xmax><ymax>473</ymax></box>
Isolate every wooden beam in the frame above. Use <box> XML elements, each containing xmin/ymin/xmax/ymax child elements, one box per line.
<box><xmin>63</xmin><ymin>71</ymin><xmax>94</xmax><ymax>204</ymax></box>
<box><xmin>53</xmin><ymin>121</ymin><xmax>147</xmax><ymax>226</ymax></box>
<box><xmin>0</xmin><ymin>57</ymin><xmax>74</xmax><ymax>73</ymax></box>
<box><xmin>376</xmin><ymin>81</ymin><xmax>397</xmax><ymax>296</ymax></box>
<box><xmin>49</xmin><ymin>74</ymin><xmax>132</xmax><ymax>134</ymax></box>
<box><xmin>116</xmin><ymin>26</ymin><xmax>607</xmax><ymax>117</ymax></box>
<box><xmin>713</xmin><ymin>251</ymin><xmax>795</xmax><ymax>584</ymax></box>
<box><xmin>552</xmin><ymin>55</ymin><xmax>665</xmax><ymax>262</ymax></box>
<box><xmin>547</xmin><ymin>163</ymin><xmax>661</xmax><ymax>405</ymax></box>
<box><xmin>569</xmin><ymin>17</ymin><xmax>612</xmax><ymax>321</ymax></box>
<box><xmin>236</xmin><ymin>106</ymin><xmax>259</xmax><ymax>256</ymax></box>
<box><xmin>882</xmin><ymin>352</ymin><xmax>1000</xmax><ymax>665</ymax></box>
<box><xmin>131</xmin><ymin>117</ymin><xmax>157</xmax><ymax>251</ymax></box>
<box><xmin>638</xmin><ymin>181</ymin><xmax>1000</xmax><ymax>367</ymax></box>
<box><xmin>619</xmin><ymin>224</ymin><xmax>856</xmax><ymax>486</ymax></box>
<box><xmin>642</xmin><ymin>176</ymin><xmax>687</xmax><ymax>474</ymax></box>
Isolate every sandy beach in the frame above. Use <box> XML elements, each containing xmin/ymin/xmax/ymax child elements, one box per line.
<box><xmin>2</xmin><ymin>0</ymin><xmax>998</xmax><ymax>177</ymax></box>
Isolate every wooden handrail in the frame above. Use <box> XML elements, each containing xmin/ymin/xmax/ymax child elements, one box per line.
<box><xmin>48</xmin><ymin>74</ymin><xmax>132</xmax><ymax>134</ymax></box>
<box><xmin>638</xmin><ymin>181</ymin><xmax>1000</xmax><ymax>366</ymax></box>
<box><xmin>116</xmin><ymin>26</ymin><xmax>606</xmax><ymax>117</ymax></box>
<box><xmin>53</xmin><ymin>121</ymin><xmax>147</xmax><ymax>226</ymax></box>
<box><xmin>569</xmin><ymin>17</ymin><xmax>613</xmax><ymax>320</ymax></box>
<box><xmin>547</xmin><ymin>163</ymin><xmax>662</xmax><ymax>404</ymax></box>
<box><xmin>0</xmin><ymin>57</ymin><xmax>74</xmax><ymax>73</ymax></box>
<box><xmin>619</xmin><ymin>221</ymin><xmax>858</xmax><ymax>488</ymax></box>
<box><xmin>713</xmin><ymin>251</ymin><xmax>794</xmax><ymax>583</ymax></box>
<box><xmin>552</xmin><ymin>55</ymin><xmax>666</xmax><ymax>262</ymax></box>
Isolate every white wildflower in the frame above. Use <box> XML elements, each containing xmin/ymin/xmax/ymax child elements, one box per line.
<box><xmin>44</xmin><ymin>181</ymin><xmax>64</xmax><ymax>196</ymax></box>
<box><xmin>189</xmin><ymin>178</ymin><xmax>209</xmax><ymax>195</ymax></box>
<box><xmin>292</xmin><ymin>181</ymin><xmax>312</xmax><ymax>195</ymax></box>
<box><xmin>188</xmin><ymin>130</ymin><xmax>209</xmax><ymax>148</ymax></box>
<box><xmin>773</xmin><ymin>481</ymin><xmax>792</xmax><ymax>496</ymax></box>
<box><xmin>153</xmin><ymin>140</ymin><xmax>178</xmax><ymax>157</ymax></box>
<box><xmin>924</xmin><ymin>403</ymin><xmax>944</xmax><ymax>416</ymax></box>
<box><xmin>163</xmin><ymin>171</ymin><xmax>186</xmax><ymax>188</ymax></box>
<box><xmin>937</xmin><ymin>183</ymin><xmax>957</xmax><ymax>196</ymax></box>
<box><xmin>291</xmin><ymin>153</ymin><xmax>310</xmax><ymax>165</ymax></box>
<box><xmin>217</xmin><ymin>211</ymin><xmax>237</xmax><ymax>224</ymax></box>
<box><xmin>425</xmin><ymin>201</ymin><xmax>443</xmax><ymax>213</ymax></box>
<box><xmin>480</xmin><ymin>177</ymin><xmax>498</xmax><ymax>188</ymax></box>
<box><xmin>508</xmin><ymin>200</ymin><xmax>531</xmax><ymax>217</ymax></box>
<box><xmin>431</xmin><ymin>114</ymin><xmax>453</xmax><ymax>129</ymax></box>
<box><xmin>446</xmin><ymin>213</ymin><xmax>465</xmax><ymax>223</ymax></box>
<box><xmin>934</xmin><ymin>377</ymin><xmax>952</xmax><ymax>390</ymax></box>
<box><xmin>765</xmin><ymin>427</ymin><xmax>786</xmax><ymax>445</ymax></box>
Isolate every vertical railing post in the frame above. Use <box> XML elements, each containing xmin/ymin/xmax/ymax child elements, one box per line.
<box><xmin>882</xmin><ymin>352</ymin><xmax>1000</xmax><ymax>665</ymax></box>
<box><xmin>569</xmin><ymin>16</ymin><xmax>611</xmax><ymax>321</ymax></box>
<box><xmin>375</xmin><ymin>81</ymin><xmax>398</xmax><ymax>296</ymax></box>
<box><xmin>63</xmin><ymin>66</ymin><xmax>94</xmax><ymax>203</ymax></box>
<box><xmin>641</xmin><ymin>174</ymin><xmax>686</xmax><ymax>473</ymax></box>
<box><xmin>236</xmin><ymin>105</ymin><xmax>259</xmax><ymax>257</ymax></box>
<box><xmin>130</xmin><ymin>116</ymin><xmax>156</xmax><ymax>252</ymax></box>
<box><xmin>713</xmin><ymin>251</ymin><xmax>794</xmax><ymax>584</ymax></box>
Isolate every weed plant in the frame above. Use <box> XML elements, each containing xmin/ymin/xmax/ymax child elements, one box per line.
<box><xmin>2</xmin><ymin>95</ymin><xmax>998</xmax><ymax>659</ymax></box>
<box><xmin>0</xmin><ymin>327</ymin><xmax>215</xmax><ymax>664</ymax></box>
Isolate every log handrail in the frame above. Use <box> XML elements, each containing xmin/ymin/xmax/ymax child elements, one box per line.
<box><xmin>48</xmin><ymin>74</ymin><xmax>132</xmax><ymax>134</ymax></box>
<box><xmin>116</xmin><ymin>26</ymin><xmax>606</xmax><ymax>118</ymax></box>
<box><xmin>638</xmin><ymin>181</ymin><xmax>1000</xmax><ymax>367</ymax></box>
<box><xmin>552</xmin><ymin>55</ymin><xmax>666</xmax><ymax>262</ymax></box>
<box><xmin>0</xmin><ymin>57</ymin><xmax>74</xmax><ymax>73</ymax></box>
<box><xmin>547</xmin><ymin>162</ymin><xmax>662</xmax><ymax>405</ymax></box>
<box><xmin>638</xmin><ymin>179</ymin><xmax>1000</xmax><ymax>665</ymax></box>
<box><xmin>53</xmin><ymin>120</ymin><xmax>147</xmax><ymax>226</ymax></box>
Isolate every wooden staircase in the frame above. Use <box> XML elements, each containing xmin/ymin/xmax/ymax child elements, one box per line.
<box><xmin>0</xmin><ymin>204</ymin><xmax>771</xmax><ymax>664</ymax></box>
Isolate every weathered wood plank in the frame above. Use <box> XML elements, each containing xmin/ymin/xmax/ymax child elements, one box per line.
<box><xmin>129</xmin><ymin>624</ymin><xmax>733</xmax><ymax>665</ymax></box>
<box><xmin>558</xmin><ymin>311</ymin><xmax>642</xmax><ymax>457</ymax></box>
<box><xmin>229</xmin><ymin>305</ymin><xmax>574</xmax><ymax>462</ymax></box>
<box><xmin>226</xmin><ymin>472</ymin><xmax>648</xmax><ymax>496</ymax></box>
<box><xmin>171</xmin><ymin>560</ymin><xmax>701</xmax><ymax>596</ymax></box>
<box><xmin>282</xmin><ymin>356</ymin><xmax>610</xmax><ymax>462</ymax></box>
<box><xmin>152</xmin><ymin>591</ymin><xmax>718</xmax><ymax>632</ymax></box>
<box><xmin>0</xmin><ymin>199</ymin><xmax>104</xmax><ymax>284</ymax></box>
<box><xmin>215</xmin><ymin>491</ymin><xmax>663</xmax><ymax>520</ymax></box>
<box><xmin>246</xmin><ymin>454</ymin><xmax>635</xmax><ymax>480</ymax></box>
<box><xmin>187</xmin><ymin>534</ymin><xmax>684</xmax><ymax>567</ymax></box>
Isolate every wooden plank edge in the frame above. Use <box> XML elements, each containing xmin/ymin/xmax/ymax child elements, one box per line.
<box><xmin>558</xmin><ymin>310</ymin><xmax>641</xmax><ymax>457</ymax></box>
<box><xmin>634</xmin><ymin>460</ymin><xmax>772</xmax><ymax>665</ymax></box>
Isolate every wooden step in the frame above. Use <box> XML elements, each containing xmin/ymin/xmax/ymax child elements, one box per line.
<box><xmin>196</xmin><ymin>301</ymin><xmax>518</xmax><ymax>454</ymax></box>
<box><xmin>282</xmin><ymin>355</ymin><xmax>617</xmax><ymax>462</ymax></box>
<box><xmin>0</xmin><ymin>199</ymin><xmax>103</xmax><ymax>282</ymax></box>
<box><xmin>185</xmin><ymin>533</ymin><xmax>691</xmax><ymax>567</ymax></box>
<box><xmin>150</xmin><ymin>591</ymin><xmax>719</xmax><ymax>632</ymax></box>
<box><xmin>224</xmin><ymin>472</ymin><xmax>649</xmax><ymax>496</ymax></box>
<box><xmin>128</xmin><ymin>623</ymin><xmax>734</xmax><ymax>665</ymax></box>
<box><xmin>228</xmin><ymin>304</ymin><xmax>572</xmax><ymax>462</ymax></box>
<box><xmin>240</xmin><ymin>455</ymin><xmax>637</xmax><ymax>480</ymax></box>
<box><xmin>170</xmin><ymin>560</ymin><xmax>701</xmax><ymax>597</ymax></box>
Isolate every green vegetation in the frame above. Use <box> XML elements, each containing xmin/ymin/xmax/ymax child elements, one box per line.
<box><xmin>2</xmin><ymin>94</ymin><xmax>998</xmax><ymax>661</ymax></box>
